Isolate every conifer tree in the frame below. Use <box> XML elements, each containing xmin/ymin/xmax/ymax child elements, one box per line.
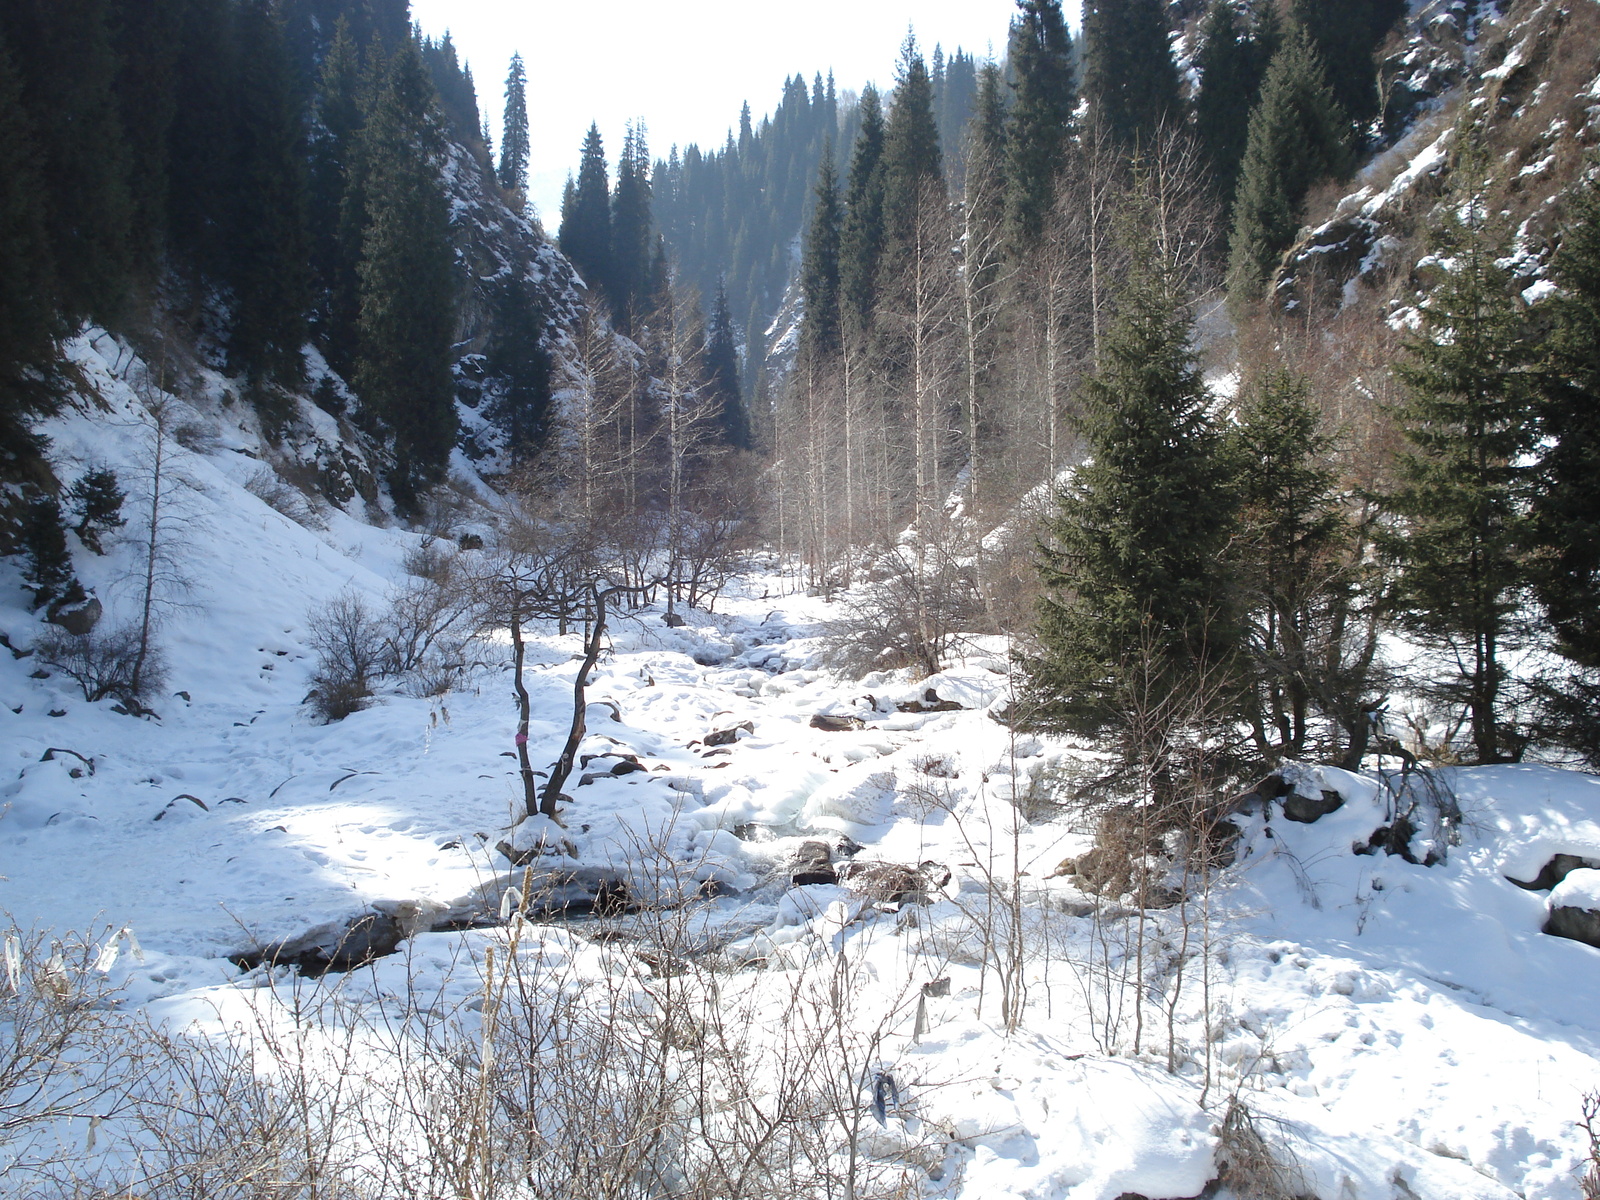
<box><xmin>1533</xmin><ymin>164</ymin><xmax>1600</xmax><ymax>674</ymax></box>
<box><xmin>1194</xmin><ymin>0</ymin><xmax>1265</xmax><ymax>214</ymax></box>
<box><xmin>560</xmin><ymin>123</ymin><xmax>613</xmax><ymax>300</ymax></box>
<box><xmin>1226</xmin><ymin>24</ymin><xmax>1352</xmax><ymax>306</ymax></box>
<box><xmin>1289</xmin><ymin>0</ymin><xmax>1404</xmax><ymax>130</ymax></box>
<box><xmin>485</xmin><ymin>273</ymin><xmax>552</xmax><ymax>466</ymax></box>
<box><xmin>1005</xmin><ymin>0</ymin><xmax>1075</xmax><ymax>250</ymax></box>
<box><xmin>611</xmin><ymin>122</ymin><xmax>655</xmax><ymax>332</ymax></box>
<box><xmin>2</xmin><ymin>0</ymin><xmax>134</xmax><ymax>324</ymax></box>
<box><xmin>19</xmin><ymin>495</ymin><xmax>77</xmax><ymax>611</ymax></box>
<box><xmin>108</xmin><ymin>0</ymin><xmax>183</xmax><ymax>283</ymax></box>
<box><xmin>312</xmin><ymin>16</ymin><xmax>368</xmax><ymax>375</ymax></box>
<box><xmin>1387</xmin><ymin>178</ymin><xmax>1537</xmax><ymax>764</ymax></box>
<box><xmin>1020</xmin><ymin>207</ymin><xmax>1238</xmax><ymax>772</ymax></box>
<box><xmin>1228</xmin><ymin>367</ymin><xmax>1373</xmax><ymax>763</ymax></box>
<box><xmin>880</xmin><ymin>34</ymin><xmax>944</xmax><ymax>255</ymax></box>
<box><xmin>353</xmin><ymin>38</ymin><xmax>458</xmax><ymax>507</ymax></box>
<box><xmin>800</xmin><ymin>148</ymin><xmax>843</xmax><ymax>363</ymax></box>
<box><xmin>228</xmin><ymin>0</ymin><xmax>312</xmax><ymax>393</ymax></box>
<box><xmin>1081</xmin><ymin>0</ymin><xmax>1183</xmax><ymax>148</ymax></box>
<box><xmin>498</xmin><ymin>52</ymin><xmax>529</xmax><ymax>194</ymax></box>
<box><xmin>706</xmin><ymin>284</ymin><xmax>751</xmax><ymax>450</ymax></box>
<box><xmin>166</xmin><ymin>0</ymin><xmax>237</xmax><ymax>287</ymax></box>
<box><xmin>0</xmin><ymin>26</ymin><xmax>62</xmax><ymax>460</ymax></box>
<box><xmin>840</xmin><ymin>87</ymin><xmax>887</xmax><ymax>342</ymax></box>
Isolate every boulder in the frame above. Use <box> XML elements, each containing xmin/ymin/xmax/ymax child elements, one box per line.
<box><xmin>1544</xmin><ymin>904</ymin><xmax>1600</xmax><ymax>950</ymax></box>
<box><xmin>837</xmin><ymin>859</ymin><xmax>951</xmax><ymax>904</ymax></box>
<box><xmin>1545</xmin><ymin>869</ymin><xmax>1600</xmax><ymax>950</ymax></box>
<box><xmin>789</xmin><ymin>840</ymin><xmax>837</xmax><ymax>886</ymax></box>
<box><xmin>896</xmin><ymin>688</ymin><xmax>964</xmax><ymax>714</ymax></box>
<box><xmin>1507</xmin><ymin>853</ymin><xmax>1600</xmax><ymax>891</ymax></box>
<box><xmin>45</xmin><ymin>594</ymin><xmax>102</xmax><ymax>636</ymax></box>
<box><xmin>1282</xmin><ymin>788</ymin><xmax>1345</xmax><ymax>824</ymax></box>
<box><xmin>704</xmin><ymin>721</ymin><xmax>754</xmax><ymax>747</ymax></box>
<box><xmin>810</xmin><ymin>713</ymin><xmax>866</xmax><ymax>732</ymax></box>
<box><xmin>662</xmin><ymin>612</ymin><xmax>686</xmax><ymax>628</ymax></box>
<box><xmin>230</xmin><ymin>909</ymin><xmax>408</xmax><ymax>976</ymax></box>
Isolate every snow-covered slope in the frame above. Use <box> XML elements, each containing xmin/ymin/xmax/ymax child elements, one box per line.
<box><xmin>2</xmin><ymin>330</ymin><xmax>1599</xmax><ymax>1198</ymax></box>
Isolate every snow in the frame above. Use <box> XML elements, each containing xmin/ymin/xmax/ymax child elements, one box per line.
<box><xmin>4</xmin><ymin>333</ymin><xmax>1600</xmax><ymax>1198</ymax></box>
<box><xmin>1524</xmin><ymin>278</ymin><xmax>1559</xmax><ymax>305</ymax></box>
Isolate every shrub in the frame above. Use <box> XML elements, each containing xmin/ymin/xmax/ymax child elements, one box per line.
<box><xmin>305</xmin><ymin>593</ymin><xmax>383</xmax><ymax>721</ymax></box>
<box><xmin>822</xmin><ymin>543</ymin><xmax>983</xmax><ymax>679</ymax></box>
<box><xmin>36</xmin><ymin>623</ymin><xmax>165</xmax><ymax>706</ymax></box>
<box><xmin>244</xmin><ymin>467</ymin><xmax>326</xmax><ymax>531</ymax></box>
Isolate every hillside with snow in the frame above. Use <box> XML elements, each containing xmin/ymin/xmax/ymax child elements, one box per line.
<box><xmin>0</xmin><ymin>324</ymin><xmax>1596</xmax><ymax>1199</ymax></box>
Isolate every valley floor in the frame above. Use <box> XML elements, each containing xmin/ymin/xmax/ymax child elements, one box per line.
<box><xmin>2</xmin><ymin>339</ymin><xmax>1599</xmax><ymax>1197</ymax></box>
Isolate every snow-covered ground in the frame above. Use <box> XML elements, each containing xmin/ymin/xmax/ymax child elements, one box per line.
<box><xmin>3</xmin><ymin>335</ymin><xmax>1599</xmax><ymax>1198</ymax></box>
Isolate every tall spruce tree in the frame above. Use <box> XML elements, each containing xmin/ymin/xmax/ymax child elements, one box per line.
<box><xmin>1289</xmin><ymin>0</ymin><xmax>1404</xmax><ymax>130</ymax></box>
<box><xmin>840</xmin><ymin>87</ymin><xmax>887</xmax><ymax>342</ymax></box>
<box><xmin>560</xmin><ymin>123</ymin><xmax>613</xmax><ymax>300</ymax></box>
<box><xmin>108</xmin><ymin>0</ymin><xmax>183</xmax><ymax>283</ymax></box>
<box><xmin>2</xmin><ymin>0</ymin><xmax>134</xmax><ymax>325</ymax></box>
<box><xmin>166</xmin><ymin>0</ymin><xmax>237</xmax><ymax>288</ymax></box>
<box><xmin>800</xmin><ymin>147</ymin><xmax>843</xmax><ymax>363</ymax></box>
<box><xmin>312</xmin><ymin>17</ymin><xmax>368</xmax><ymax>375</ymax></box>
<box><xmin>1005</xmin><ymin>0</ymin><xmax>1076</xmax><ymax>250</ymax></box>
<box><xmin>1194</xmin><ymin>0</ymin><xmax>1268</xmax><ymax>214</ymax></box>
<box><xmin>611</xmin><ymin>122</ymin><xmax>655</xmax><ymax>332</ymax></box>
<box><xmin>1534</xmin><ymin>164</ymin><xmax>1600</xmax><ymax>674</ymax></box>
<box><xmin>353</xmin><ymin>38</ymin><xmax>458</xmax><ymax>508</ymax></box>
<box><xmin>498</xmin><ymin>52</ymin><xmax>529</xmax><ymax>193</ymax></box>
<box><xmin>1387</xmin><ymin>179</ymin><xmax>1537</xmax><ymax>764</ymax></box>
<box><xmin>1081</xmin><ymin>0</ymin><xmax>1183</xmax><ymax>148</ymax></box>
<box><xmin>227</xmin><ymin>0</ymin><xmax>312</xmax><ymax>393</ymax></box>
<box><xmin>1020</xmin><ymin>207</ymin><xmax>1239</xmax><ymax>776</ymax></box>
<box><xmin>1226</xmin><ymin>24</ymin><xmax>1352</xmax><ymax>306</ymax></box>
<box><xmin>880</xmin><ymin>33</ymin><xmax>944</xmax><ymax>254</ymax></box>
<box><xmin>1228</xmin><ymin>367</ymin><xmax>1366</xmax><ymax>763</ymax></box>
<box><xmin>484</xmin><ymin>272</ymin><xmax>552</xmax><ymax>465</ymax></box>
<box><xmin>1530</xmin><ymin>163</ymin><xmax>1600</xmax><ymax>758</ymax></box>
<box><xmin>706</xmin><ymin>284</ymin><xmax>751</xmax><ymax>450</ymax></box>
<box><xmin>0</xmin><ymin>25</ymin><xmax>61</xmax><ymax>460</ymax></box>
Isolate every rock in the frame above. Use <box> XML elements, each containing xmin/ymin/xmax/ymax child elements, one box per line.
<box><xmin>1508</xmin><ymin>853</ymin><xmax>1600</xmax><ymax>891</ymax></box>
<box><xmin>810</xmin><ymin>713</ymin><xmax>866</xmax><ymax>732</ymax></box>
<box><xmin>662</xmin><ymin>612</ymin><xmax>686</xmax><ymax>628</ymax></box>
<box><xmin>1354</xmin><ymin>814</ymin><xmax>1423</xmax><ymax>864</ymax></box>
<box><xmin>704</xmin><ymin>721</ymin><xmax>754</xmax><ymax>747</ymax></box>
<box><xmin>45</xmin><ymin>594</ymin><xmax>102</xmax><ymax>636</ymax></box>
<box><xmin>896</xmin><ymin>688</ymin><xmax>963</xmax><ymax>714</ymax></box>
<box><xmin>231</xmin><ymin>909</ymin><xmax>408</xmax><ymax>976</ymax></box>
<box><xmin>1544</xmin><ymin>904</ymin><xmax>1600</xmax><ymax>950</ymax></box>
<box><xmin>1282</xmin><ymin>788</ymin><xmax>1345</xmax><ymax>823</ymax></box>
<box><xmin>837</xmin><ymin>860</ymin><xmax>951</xmax><ymax>904</ymax></box>
<box><xmin>790</xmin><ymin>840</ymin><xmax>837</xmax><ymax>886</ymax></box>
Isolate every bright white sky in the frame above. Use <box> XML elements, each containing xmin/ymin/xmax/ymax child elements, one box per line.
<box><xmin>408</xmin><ymin>1</ymin><xmax>1074</xmax><ymax>226</ymax></box>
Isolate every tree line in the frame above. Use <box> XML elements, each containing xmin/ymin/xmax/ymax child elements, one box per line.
<box><xmin>0</xmin><ymin>0</ymin><xmax>556</xmax><ymax>512</ymax></box>
<box><xmin>779</xmin><ymin>0</ymin><xmax>1600</xmax><ymax>780</ymax></box>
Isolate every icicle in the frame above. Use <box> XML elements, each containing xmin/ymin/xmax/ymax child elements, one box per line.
<box><xmin>4</xmin><ymin>935</ymin><xmax>21</xmax><ymax>993</ymax></box>
<box><xmin>499</xmin><ymin>887</ymin><xmax>524</xmax><ymax>922</ymax></box>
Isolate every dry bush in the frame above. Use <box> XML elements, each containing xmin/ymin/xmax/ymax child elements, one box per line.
<box><xmin>0</xmin><ymin>921</ymin><xmax>137</xmax><ymax>1178</ymax></box>
<box><xmin>243</xmin><ymin>467</ymin><xmax>326</xmax><ymax>531</ymax></box>
<box><xmin>401</xmin><ymin>537</ymin><xmax>454</xmax><ymax>581</ymax></box>
<box><xmin>304</xmin><ymin>592</ymin><xmax>383</xmax><ymax>721</ymax></box>
<box><xmin>1581</xmin><ymin>1091</ymin><xmax>1600</xmax><ymax>1200</ymax></box>
<box><xmin>35</xmin><ymin>623</ymin><xmax>166</xmax><ymax>706</ymax></box>
<box><xmin>822</xmin><ymin>543</ymin><xmax>984</xmax><ymax>680</ymax></box>
<box><xmin>1213</xmin><ymin>1097</ymin><xmax>1307</xmax><ymax>1200</ymax></box>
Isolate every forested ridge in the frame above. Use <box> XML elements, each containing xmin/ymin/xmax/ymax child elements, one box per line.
<box><xmin>5</xmin><ymin>0</ymin><xmax>1600</xmax><ymax>779</ymax></box>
